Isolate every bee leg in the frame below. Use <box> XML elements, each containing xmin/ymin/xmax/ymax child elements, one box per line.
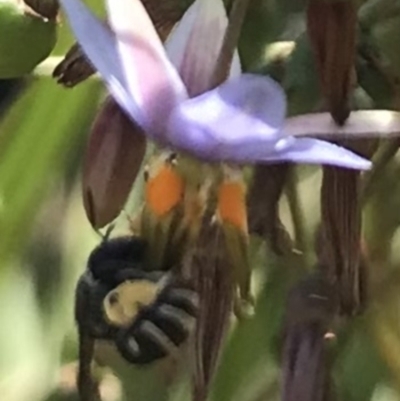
<box><xmin>115</xmin><ymin>284</ymin><xmax>199</xmax><ymax>365</ymax></box>
<box><xmin>77</xmin><ymin>332</ymin><xmax>101</xmax><ymax>401</ymax></box>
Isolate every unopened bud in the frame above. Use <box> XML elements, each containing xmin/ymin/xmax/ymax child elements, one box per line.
<box><xmin>24</xmin><ymin>0</ymin><xmax>59</xmax><ymax>21</ymax></box>
<box><xmin>82</xmin><ymin>97</ymin><xmax>147</xmax><ymax>229</ymax></box>
<box><xmin>0</xmin><ymin>0</ymin><xmax>57</xmax><ymax>78</ymax></box>
<box><xmin>307</xmin><ymin>0</ymin><xmax>357</xmax><ymax>124</ymax></box>
<box><xmin>53</xmin><ymin>43</ymin><xmax>95</xmax><ymax>87</ymax></box>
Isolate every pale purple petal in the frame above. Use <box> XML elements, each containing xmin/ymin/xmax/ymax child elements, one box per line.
<box><xmin>165</xmin><ymin>0</ymin><xmax>239</xmax><ymax>97</ymax></box>
<box><xmin>105</xmin><ymin>0</ymin><xmax>187</xmax><ymax>135</ymax></box>
<box><xmin>258</xmin><ymin>138</ymin><xmax>372</xmax><ymax>170</ymax></box>
<box><xmin>166</xmin><ymin>74</ymin><xmax>286</xmax><ymax>156</ymax></box>
<box><xmin>167</xmin><ymin>74</ymin><xmax>372</xmax><ymax>170</ymax></box>
<box><xmin>59</xmin><ymin>0</ymin><xmax>142</xmax><ymax>123</ymax></box>
<box><xmin>284</xmin><ymin>110</ymin><xmax>400</xmax><ymax>138</ymax></box>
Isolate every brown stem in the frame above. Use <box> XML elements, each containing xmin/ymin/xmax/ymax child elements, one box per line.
<box><xmin>361</xmin><ymin>138</ymin><xmax>400</xmax><ymax>203</ymax></box>
<box><xmin>285</xmin><ymin>168</ymin><xmax>308</xmax><ymax>262</ymax></box>
<box><xmin>281</xmin><ymin>273</ymin><xmax>337</xmax><ymax>401</ymax></box>
<box><xmin>247</xmin><ymin>164</ymin><xmax>294</xmax><ymax>256</ymax></box>
<box><xmin>211</xmin><ymin>0</ymin><xmax>251</xmax><ymax>87</ymax></box>
<box><xmin>318</xmin><ymin>166</ymin><xmax>362</xmax><ymax>316</ymax></box>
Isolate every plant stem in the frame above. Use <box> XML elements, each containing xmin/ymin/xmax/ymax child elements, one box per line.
<box><xmin>211</xmin><ymin>0</ymin><xmax>251</xmax><ymax>87</ymax></box>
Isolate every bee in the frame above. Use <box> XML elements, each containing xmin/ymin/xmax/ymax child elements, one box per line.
<box><xmin>75</xmin><ymin>235</ymin><xmax>199</xmax><ymax>400</ymax></box>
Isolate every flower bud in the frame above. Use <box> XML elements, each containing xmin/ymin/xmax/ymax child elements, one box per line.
<box><xmin>24</xmin><ymin>0</ymin><xmax>59</xmax><ymax>20</ymax></box>
<box><xmin>82</xmin><ymin>97</ymin><xmax>147</xmax><ymax>229</ymax></box>
<box><xmin>0</xmin><ymin>0</ymin><xmax>57</xmax><ymax>78</ymax></box>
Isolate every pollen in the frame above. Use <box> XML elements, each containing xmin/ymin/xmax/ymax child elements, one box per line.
<box><xmin>145</xmin><ymin>164</ymin><xmax>184</xmax><ymax>217</ymax></box>
<box><xmin>217</xmin><ymin>181</ymin><xmax>248</xmax><ymax>233</ymax></box>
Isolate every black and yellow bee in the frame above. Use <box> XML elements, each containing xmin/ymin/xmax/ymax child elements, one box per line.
<box><xmin>75</xmin><ymin>235</ymin><xmax>199</xmax><ymax>400</ymax></box>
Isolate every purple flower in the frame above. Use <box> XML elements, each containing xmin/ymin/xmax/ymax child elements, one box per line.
<box><xmin>59</xmin><ymin>0</ymin><xmax>372</xmax><ymax>170</ymax></box>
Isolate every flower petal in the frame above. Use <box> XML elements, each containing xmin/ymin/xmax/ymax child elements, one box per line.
<box><xmin>259</xmin><ymin>138</ymin><xmax>372</xmax><ymax>170</ymax></box>
<box><xmin>167</xmin><ymin>74</ymin><xmax>372</xmax><ymax>170</ymax></box>
<box><xmin>165</xmin><ymin>0</ymin><xmax>241</xmax><ymax>97</ymax></box>
<box><xmin>167</xmin><ymin>73</ymin><xmax>286</xmax><ymax>157</ymax></box>
<box><xmin>105</xmin><ymin>0</ymin><xmax>187</xmax><ymax>134</ymax></box>
<box><xmin>284</xmin><ymin>110</ymin><xmax>400</xmax><ymax>138</ymax></box>
<box><xmin>59</xmin><ymin>0</ymin><xmax>142</xmax><ymax>123</ymax></box>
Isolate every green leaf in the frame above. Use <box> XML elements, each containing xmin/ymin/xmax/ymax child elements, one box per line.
<box><xmin>0</xmin><ymin>77</ymin><xmax>102</xmax><ymax>271</ymax></box>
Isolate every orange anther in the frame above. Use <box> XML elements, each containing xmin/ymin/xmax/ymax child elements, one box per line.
<box><xmin>217</xmin><ymin>181</ymin><xmax>248</xmax><ymax>233</ymax></box>
<box><xmin>145</xmin><ymin>165</ymin><xmax>184</xmax><ymax>217</ymax></box>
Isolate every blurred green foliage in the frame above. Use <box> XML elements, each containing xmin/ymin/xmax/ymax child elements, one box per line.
<box><xmin>2</xmin><ymin>1</ymin><xmax>400</xmax><ymax>401</ymax></box>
